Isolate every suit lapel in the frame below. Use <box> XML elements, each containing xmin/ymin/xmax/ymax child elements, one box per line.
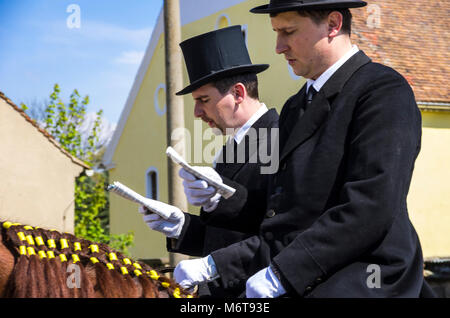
<box><xmin>217</xmin><ymin>109</ymin><xmax>278</xmax><ymax>179</ymax></box>
<box><xmin>280</xmin><ymin>92</ymin><xmax>331</xmax><ymax>163</ymax></box>
<box><xmin>279</xmin><ymin>51</ymin><xmax>372</xmax><ymax>163</ymax></box>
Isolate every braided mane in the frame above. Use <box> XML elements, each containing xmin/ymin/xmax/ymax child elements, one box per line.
<box><xmin>0</xmin><ymin>221</ymin><xmax>194</xmax><ymax>298</ymax></box>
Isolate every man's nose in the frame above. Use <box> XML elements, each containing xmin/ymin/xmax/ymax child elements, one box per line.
<box><xmin>194</xmin><ymin>103</ymin><xmax>203</xmax><ymax>118</ymax></box>
<box><xmin>275</xmin><ymin>35</ymin><xmax>288</xmax><ymax>55</ymax></box>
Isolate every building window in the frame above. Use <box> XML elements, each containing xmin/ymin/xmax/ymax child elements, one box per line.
<box><xmin>146</xmin><ymin>167</ymin><xmax>159</xmax><ymax>200</ymax></box>
<box><xmin>154</xmin><ymin>83</ymin><xmax>166</xmax><ymax>116</ymax></box>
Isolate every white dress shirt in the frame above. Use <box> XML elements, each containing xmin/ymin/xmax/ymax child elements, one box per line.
<box><xmin>212</xmin><ymin>103</ymin><xmax>268</xmax><ymax>167</ymax></box>
<box><xmin>307</xmin><ymin>45</ymin><xmax>359</xmax><ymax>93</ymax></box>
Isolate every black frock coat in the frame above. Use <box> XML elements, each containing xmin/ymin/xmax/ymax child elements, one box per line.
<box><xmin>203</xmin><ymin>51</ymin><xmax>433</xmax><ymax>297</ymax></box>
<box><xmin>168</xmin><ymin>108</ymin><xmax>279</xmax><ymax>296</ymax></box>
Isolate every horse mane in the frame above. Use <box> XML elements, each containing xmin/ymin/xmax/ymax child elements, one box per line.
<box><xmin>0</xmin><ymin>221</ymin><xmax>194</xmax><ymax>298</ymax></box>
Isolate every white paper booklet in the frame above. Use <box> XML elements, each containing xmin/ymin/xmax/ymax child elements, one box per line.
<box><xmin>107</xmin><ymin>181</ymin><xmax>171</xmax><ymax>219</ymax></box>
<box><xmin>166</xmin><ymin>146</ymin><xmax>236</xmax><ymax>199</ymax></box>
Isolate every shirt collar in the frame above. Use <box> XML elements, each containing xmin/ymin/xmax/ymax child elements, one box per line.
<box><xmin>233</xmin><ymin>103</ymin><xmax>268</xmax><ymax>145</ymax></box>
<box><xmin>307</xmin><ymin>45</ymin><xmax>359</xmax><ymax>93</ymax></box>
<box><xmin>212</xmin><ymin>103</ymin><xmax>269</xmax><ymax>168</ymax></box>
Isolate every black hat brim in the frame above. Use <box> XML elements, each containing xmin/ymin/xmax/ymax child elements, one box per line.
<box><xmin>176</xmin><ymin>64</ymin><xmax>269</xmax><ymax>96</ymax></box>
<box><xmin>250</xmin><ymin>0</ymin><xmax>367</xmax><ymax>14</ymax></box>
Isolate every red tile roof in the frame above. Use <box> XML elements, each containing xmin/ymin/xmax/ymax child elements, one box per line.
<box><xmin>0</xmin><ymin>91</ymin><xmax>90</xmax><ymax>169</ymax></box>
<box><xmin>352</xmin><ymin>0</ymin><xmax>449</xmax><ymax>103</ymax></box>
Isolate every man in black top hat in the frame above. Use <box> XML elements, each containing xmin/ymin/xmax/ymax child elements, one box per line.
<box><xmin>138</xmin><ymin>26</ymin><xmax>279</xmax><ymax>297</ymax></box>
<box><xmin>173</xmin><ymin>0</ymin><xmax>435</xmax><ymax>297</ymax></box>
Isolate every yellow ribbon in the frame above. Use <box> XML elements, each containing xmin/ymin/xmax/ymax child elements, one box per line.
<box><xmin>134</xmin><ymin>269</ymin><xmax>143</xmax><ymax>277</ymax></box>
<box><xmin>120</xmin><ymin>267</ymin><xmax>129</xmax><ymax>275</ymax></box>
<box><xmin>106</xmin><ymin>263</ymin><xmax>115</xmax><ymax>270</ymax></box>
<box><xmin>74</xmin><ymin>242</ymin><xmax>82</xmax><ymax>251</ymax></box>
<box><xmin>72</xmin><ymin>254</ymin><xmax>80</xmax><ymax>263</ymax></box>
<box><xmin>173</xmin><ymin>288</ymin><xmax>181</xmax><ymax>298</ymax></box>
<box><xmin>35</xmin><ymin>236</ymin><xmax>45</xmax><ymax>246</ymax></box>
<box><xmin>17</xmin><ymin>232</ymin><xmax>26</xmax><ymax>241</ymax></box>
<box><xmin>26</xmin><ymin>235</ymin><xmax>35</xmax><ymax>245</ymax></box>
<box><xmin>38</xmin><ymin>250</ymin><xmax>47</xmax><ymax>259</ymax></box>
<box><xmin>23</xmin><ymin>225</ymin><xmax>33</xmax><ymax>230</ymax></box>
<box><xmin>47</xmin><ymin>239</ymin><xmax>56</xmax><ymax>249</ymax></box>
<box><xmin>47</xmin><ymin>251</ymin><xmax>56</xmax><ymax>259</ymax></box>
<box><xmin>2</xmin><ymin>222</ymin><xmax>12</xmax><ymax>229</ymax></box>
<box><xmin>90</xmin><ymin>257</ymin><xmax>99</xmax><ymax>264</ymax></box>
<box><xmin>19</xmin><ymin>245</ymin><xmax>27</xmax><ymax>255</ymax></box>
<box><xmin>133</xmin><ymin>263</ymin><xmax>142</xmax><ymax>270</ymax></box>
<box><xmin>123</xmin><ymin>258</ymin><xmax>132</xmax><ymax>265</ymax></box>
<box><xmin>161</xmin><ymin>282</ymin><xmax>170</xmax><ymax>288</ymax></box>
<box><xmin>60</xmin><ymin>239</ymin><xmax>69</xmax><ymax>249</ymax></box>
<box><xmin>148</xmin><ymin>270</ymin><xmax>160</xmax><ymax>280</ymax></box>
<box><xmin>109</xmin><ymin>253</ymin><xmax>118</xmax><ymax>261</ymax></box>
<box><xmin>89</xmin><ymin>244</ymin><xmax>99</xmax><ymax>253</ymax></box>
<box><xmin>27</xmin><ymin>247</ymin><xmax>36</xmax><ymax>256</ymax></box>
<box><xmin>59</xmin><ymin>254</ymin><xmax>68</xmax><ymax>262</ymax></box>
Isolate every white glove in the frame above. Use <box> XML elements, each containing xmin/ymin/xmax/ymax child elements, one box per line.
<box><xmin>179</xmin><ymin>167</ymin><xmax>222</xmax><ymax>212</ymax></box>
<box><xmin>174</xmin><ymin>255</ymin><xmax>219</xmax><ymax>290</ymax></box>
<box><xmin>138</xmin><ymin>200</ymin><xmax>185</xmax><ymax>239</ymax></box>
<box><xmin>246</xmin><ymin>266</ymin><xmax>287</xmax><ymax>298</ymax></box>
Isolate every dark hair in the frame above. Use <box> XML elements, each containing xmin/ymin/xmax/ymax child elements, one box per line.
<box><xmin>212</xmin><ymin>73</ymin><xmax>260</xmax><ymax>100</ymax></box>
<box><xmin>271</xmin><ymin>8</ymin><xmax>352</xmax><ymax>35</ymax></box>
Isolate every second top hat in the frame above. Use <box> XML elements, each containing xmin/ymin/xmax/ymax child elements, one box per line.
<box><xmin>250</xmin><ymin>0</ymin><xmax>367</xmax><ymax>14</ymax></box>
<box><xmin>176</xmin><ymin>26</ymin><xmax>269</xmax><ymax>96</ymax></box>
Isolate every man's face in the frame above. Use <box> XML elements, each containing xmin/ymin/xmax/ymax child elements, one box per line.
<box><xmin>271</xmin><ymin>11</ymin><xmax>330</xmax><ymax>79</ymax></box>
<box><xmin>191</xmin><ymin>83</ymin><xmax>237</xmax><ymax>135</ymax></box>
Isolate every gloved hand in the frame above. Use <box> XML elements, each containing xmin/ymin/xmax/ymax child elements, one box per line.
<box><xmin>174</xmin><ymin>255</ymin><xmax>219</xmax><ymax>290</ymax></box>
<box><xmin>138</xmin><ymin>200</ymin><xmax>185</xmax><ymax>239</ymax></box>
<box><xmin>179</xmin><ymin>167</ymin><xmax>222</xmax><ymax>212</ymax></box>
<box><xmin>246</xmin><ymin>266</ymin><xmax>287</xmax><ymax>298</ymax></box>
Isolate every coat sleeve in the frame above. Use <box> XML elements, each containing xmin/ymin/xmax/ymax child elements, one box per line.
<box><xmin>166</xmin><ymin>213</ymin><xmax>206</xmax><ymax>257</ymax></box>
<box><xmin>200</xmin><ymin>176</ymin><xmax>267</xmax><ymax>233</ymax></box>
<box><xmin>272</xmin><ymin>72</ymin><xmax>422</xmax><ymax>295</ymax></box>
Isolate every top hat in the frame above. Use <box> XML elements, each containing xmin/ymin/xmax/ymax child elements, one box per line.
<box><xmin>250</xmin><ymin>0</ymin><xmax>367</xmax><ymax>14</ymax></box>
<box><xmin>176</xmin><ymin>26</ymin><xmax>269</xmax><ymax>96</ymax></box>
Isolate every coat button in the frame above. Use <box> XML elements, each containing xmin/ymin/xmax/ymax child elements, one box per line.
<box><xmin>266</xmin><ymin>209</ymin><xmax>276</xmax><ymax>218</ymax></box>
<box><xmin>264</xmin><ymin>232</ymin><xmax>274</xmax><ymax>240</ymax></box>
<box><xmin>316</xmin><ymin>277</ymin><xmax>322</xmax><ymax>283</ymax></box>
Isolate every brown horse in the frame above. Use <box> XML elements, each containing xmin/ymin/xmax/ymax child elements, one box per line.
<box><xmin>0</xmin><ymin>221</ymin><xmax>194</xmax><ymax>298</ymax></box>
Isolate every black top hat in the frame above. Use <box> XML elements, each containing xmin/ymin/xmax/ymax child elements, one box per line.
<box><xmin>250</xmin><ymin>0</ymin><xmax>367</xmax><ymax>14</ymax></box>
<box><xmin>176</xmin><ymin>26</ymin><xmax>269</xmax><ymax>96</ymax></box>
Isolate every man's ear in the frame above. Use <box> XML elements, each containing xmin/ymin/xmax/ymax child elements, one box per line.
<box><xmin>232</xmin><ymin>83</ymin><xmax>246</xmax><ymax>104</ymax></box>
<box><xmin>327</xmin><ymin>11</ymin><xmax>343</xmax><ymax>38</ymax></box>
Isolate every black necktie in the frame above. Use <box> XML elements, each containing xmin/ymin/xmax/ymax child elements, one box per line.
<box><xmin>280</xmin><ymin>87</ymin><xmax>316</xmax><ymax>151</ymax></box>
<box><xmin>305</xmin><ymin>86</ymin><xmax>317</xmax><ymax>110</ymax></box>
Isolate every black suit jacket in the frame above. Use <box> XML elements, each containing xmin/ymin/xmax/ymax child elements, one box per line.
<box><xmin>167</xmin><ymin>108</ymin><xmax>279</xmax><ymax>296</ymax></box>
<box><xmin>204</xmin><ymin>51</ymin><xmax>431</xmax><ymax>297</ymax></box>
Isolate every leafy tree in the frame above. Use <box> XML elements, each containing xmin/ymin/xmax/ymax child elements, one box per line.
<box><xmin>21</xmin><ymin>84</ymin><xmax>134</xmax><ymax>254</ymax></box>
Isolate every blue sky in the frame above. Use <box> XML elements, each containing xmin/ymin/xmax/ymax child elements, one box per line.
<box><xmin>0</xmin><ymin>0</ymin><xmax>163</xmax><ymax>125</ymax></box>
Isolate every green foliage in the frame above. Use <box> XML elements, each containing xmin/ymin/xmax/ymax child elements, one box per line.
<box><xmin>24</xmin><ymin>84</ymin><xmax>134</xmax><ymax>255</ymax></box>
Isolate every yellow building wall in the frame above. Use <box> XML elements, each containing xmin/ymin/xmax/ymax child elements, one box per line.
<box><xmin>408</xmin><ymin>111</ymin><xmax>450</xmax><ymax>258</ymax></box>
<box><xmin>110</xmin><ymin>0</ymin><xmax>450</xmax><ymax>261</ymax></box>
